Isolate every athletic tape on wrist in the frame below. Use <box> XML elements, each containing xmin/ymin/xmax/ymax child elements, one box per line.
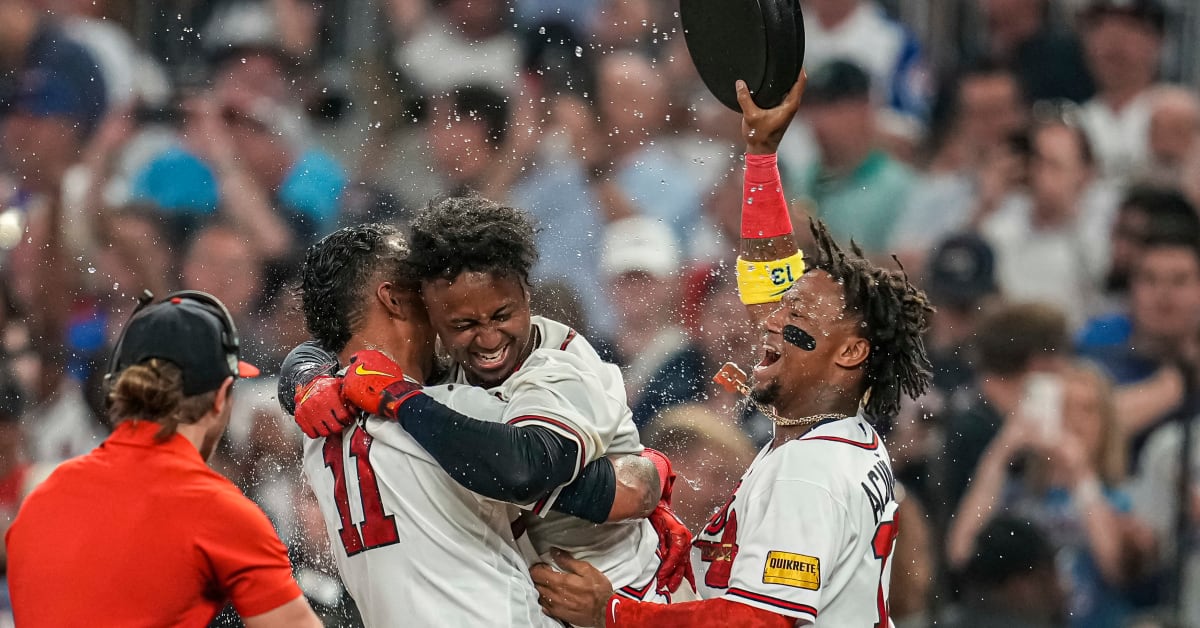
<box><xmin>736</xmin><ymin>252</ymin><xmax>805</xmax><ymax>305</ymax></box>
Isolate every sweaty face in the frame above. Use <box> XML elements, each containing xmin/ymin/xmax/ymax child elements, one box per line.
<box><xmin>750</xmin><ymin>271</ymin><xmax>863</xmax><ymax>411</ymax></box>
<box><xmin>420</xmin><ymin>271</ymin><xmax>533</xmax><ymax>388</ymax></box>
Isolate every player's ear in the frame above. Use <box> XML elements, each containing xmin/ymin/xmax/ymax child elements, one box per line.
<box><xmin>377</xmin><ymin>282</ymin><xmax>407</xmax><ymax>319</ymax></box>
<box><xmin>835</xmin><ymin>337</ymin><xmax>869</xmax><ymax>370</ymax></box>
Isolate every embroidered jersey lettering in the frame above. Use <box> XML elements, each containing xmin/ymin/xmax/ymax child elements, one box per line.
<box><xmin>691</xmin><ymin>417</ymin><xmax>899</xmax><ymax>626</ymax></box>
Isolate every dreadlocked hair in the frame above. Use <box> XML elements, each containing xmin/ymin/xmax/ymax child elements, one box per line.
<box><xmin>806</xmin><ymin>220</ymin><xmax>934</xmax><ymax>418</ymax></box>
<box><xmin>408</xmin><ymin>195</ymin><xmax>539</xmax><ymax>283</ymax></box>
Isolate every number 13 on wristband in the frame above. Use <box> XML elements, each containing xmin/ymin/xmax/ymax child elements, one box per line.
<box><xmin>736</xmin><ymin>251</ymin><xmax>806</xmax><ymax>305</ymax></box>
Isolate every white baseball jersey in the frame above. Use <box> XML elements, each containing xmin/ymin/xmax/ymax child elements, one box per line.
<box><xmin>692</xmin><ymin>416</ymin><xmax>899</xmax><ymax>626</ymax></box>
<box><xmin>305</xmin><ymin>339</ymin><xmax>660</xmax><ymax>626</ymax></box>
<box><xmin>303</xmin><ymin>378</ymin><xmax>565</xmax><ymax>628</ymax></box>
<box><xmin>448</xmin><ymin>316</ymin><xmax>663</xmax><ymax>602</ymax></box>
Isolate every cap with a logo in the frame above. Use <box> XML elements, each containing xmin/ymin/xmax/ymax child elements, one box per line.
<box><xmin>1081</xmin><ymin>0</ymin><xmax>1166</xmax><ymax>33</ymax></box>
<box><xmin>601</xmin><ymin>216</ymin><xmax>682</xmax><ymax>280</ymax></box>
<box><xmin>112</xmin><ymin>294</ymin><xmax>259</xmax><ymax>396</ymax></box>
<box><xmin>927</xmin><ymin>233</ymin><xmax>998</xmax><ymax>307</ymax></box>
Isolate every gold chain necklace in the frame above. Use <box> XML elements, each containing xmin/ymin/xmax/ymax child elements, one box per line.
<box><xmin>713</xmin><ymin>362</ymin><xmax>849</xmax><ymax>427</ymax></box>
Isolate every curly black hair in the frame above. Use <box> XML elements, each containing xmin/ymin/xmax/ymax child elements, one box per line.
<box><xmin>806</xmin><ymin>220</ymin><xmax>934</xmax><ymax>418</ymax></box>
<box><xmin>299</xmin><ymin>223</ymin><xmax>410</xmax><ymax>353</ymax></box>
<box><xmin>408</xmin><ymin>195</ymin><xmax>539</xmax><ymax>283</ymax></box>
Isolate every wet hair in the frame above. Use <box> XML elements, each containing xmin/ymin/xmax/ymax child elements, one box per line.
<box><xmin>806</xmin><ymin>220</ymin><xmax>933</xmax><ymax>418</ymax></box>
<box><xmin>107</xmin><ymin>359</ymin><xmax>217</xmax><ymax>441</ymax></box>
<box><xmin>408</xmin><ymin>195</ymin><xmax>539</xmax><ymax>284</ymax></box>
<box><xmin>299</xmin><ymin>223</ymin><xmax>411</xmax><ymax>353</ymax></box>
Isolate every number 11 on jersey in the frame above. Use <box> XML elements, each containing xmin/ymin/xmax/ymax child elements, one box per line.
<box><xmin>322</xmin><ymin>426</ymin><xmax>401</xmax><ymax>556</ymax></box>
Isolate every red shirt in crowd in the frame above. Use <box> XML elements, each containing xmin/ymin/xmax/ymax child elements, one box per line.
<box><xmin>5</xmin><ymin>420</ymin><xmax>303</xmax><ymax>626</ymax></box>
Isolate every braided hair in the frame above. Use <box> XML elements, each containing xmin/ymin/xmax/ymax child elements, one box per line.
<box><xmin>299</xmin><ymin>224</ymin><xmax>410</xmax><ymax>353</ymax></box>
<box><xmin>806</xmin><ymin>220</ymin><xmax>934</xmax><ymax>418</ymax></box>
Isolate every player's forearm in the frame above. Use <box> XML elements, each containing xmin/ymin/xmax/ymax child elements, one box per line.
<box><xmin>738</xmin><ymin>153</ymin><xmax>800</xmax><ymax>327</ymax></box>
<box><xmin>607</xmin><ymin>597</ymin><xmax>794</xmax><ymax>628</ymax></box>
<box><xmin>554</xmin><ymin>457</ymin><xmax>617</xmax><ymax>523</ymax></box>
<box><xmin>396</xmin><ymin>394</ymin><xmax>579</xmax><ymax>504</ymax></box>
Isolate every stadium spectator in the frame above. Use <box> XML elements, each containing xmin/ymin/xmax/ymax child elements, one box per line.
<box><xmin>978</xmin><ymin>112</ymin><xmax>1118</xmax><ymax>326</ymax></box>
<box><xmin>1133</xmin><ymin>399</ymin><xmax>1200</xmax><ymax>628</ymax></box>
<box><xmin>641</xmin><ymin>404</ymin><xmax>756</xmax><ymax>532</ymax></box>
<box><xmin>941</xmin><ymin>516</ymin><xmax>1068</xmax><ymax>627</ymax></box>
<box><xmin>937</xmin><ymin>302</ymin><xmax>1070</xmax><ymax>516</ymax></box>
<box><xmin>130</xmin><ymin>46</ymin><xmax>345</xmax><ymax>254</ymax></box>
<box><xmin>388</xmin><ymin>0</ymin><xmax>521</xmax><ymax>95</ymax></box>
<box><xmin>788</xmin><ymin>59</ymin><xmax>915</xmax><ymax>256</ymax></box>
<box><xmin>1081</xmin><ymin>230</ymin><xmax>1200</xmax><ymax>465</ymax></box>
<box><xmin>0</xmin><ymin>0</ymin><xmax>107</xmax><ymax>197</ymax></box>
<box><xmin>892</xmin><ymin>62</ymin><xmax>1026</xmax><ymax>271</ymax></box>
<box><xmin>970</xmin><ymin>0</ymin><xmax>1095</xmax><ymax>104</ymax></box>
<box><xmin>602</xmin><ymin>216</ymin><xmax>704</xmax><ymax>429</ymax></box>
<box><xmin>1143</xmin><ymin>85</ymin><xmax>1200</xmax><ymax>188</ymax></box>
<box><xmin>1078</xmin><ymin>0</ymin><xmax>1167</xmax><ymax>181</ymax></box>
<box><xmin>922</xmin><ymin>233</ymin><xmax>1001</xmax><ymax>399</ymax></box>
<box><xmin>948</xmin><ymin>360</ymin><xmax>1153</xmax><ymax>628</ymax></box>
<box><xmin>801</xmin><ymin>0</ymin><xmax>932</xmax><ymax>126</ymax></box>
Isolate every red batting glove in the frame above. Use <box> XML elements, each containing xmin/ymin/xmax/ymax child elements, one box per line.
<box><xmin>341</xmin><ymin>350</ymin><xmax>423</xmax><ymax>418</ymax></box>
<box><xmin>293</xmin><ymin>374</ymin><xmax>357</xmax><ymax>438</ymax></box>
<box><xmin>642</xmin><ymin>448</ymin><xmax>696</xmax><ymax>595</ymax></box>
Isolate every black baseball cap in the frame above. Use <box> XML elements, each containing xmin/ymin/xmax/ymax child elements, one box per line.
<box><xmin>803</xmin><ymin>60</ymin><xmax>871</xmax><ymax>106</ymax></box>
<box><xmin>1081</xmin><ymin>0</ymin><xmax>1167</xmax><ymax>33</ymax></box>
<box><xmin>927</xmin><ymin>233</ymin><xmax>998</xmax><ymax>307</ymax></box>
<box><xmin>111</xmin><ymin>293</ymin><xmax>259</xmax><ymax>396</ymax></box>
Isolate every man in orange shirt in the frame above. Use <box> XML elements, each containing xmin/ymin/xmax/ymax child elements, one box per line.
<box><xmin>5</xmin><ymin>291</ymin><xmax>321</xmax><ymax>627</ymax></box>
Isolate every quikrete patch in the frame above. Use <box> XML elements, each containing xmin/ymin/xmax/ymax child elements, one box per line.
<box><xmin>762</xmin><ymin>551</ymin><xmax>820</xmax><ymax>590</ymax></box>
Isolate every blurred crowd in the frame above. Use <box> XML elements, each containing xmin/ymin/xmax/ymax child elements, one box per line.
<box><xmin>1</xmin><ymin>0</ymin><xmax>1200</xmax><ymax>626</ymax></box>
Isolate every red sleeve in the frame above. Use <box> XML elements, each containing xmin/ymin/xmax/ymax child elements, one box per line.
<box><xmin>741</xmin><ymin>153</ymin><xmax>792</xmax><ymax>239</ymax></box>
<box><xmin>608</xmin><ymin>596</ymin><xmax>795</xmax><ymax>628</ymax></box>
<box><xmin>199</xmin><ymin>489</ymin><xmax>304</xmax><ymax>618</ymax></box>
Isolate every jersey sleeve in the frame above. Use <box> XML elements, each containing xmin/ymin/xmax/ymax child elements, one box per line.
<box><xmin>500</xmin><ymin>350</ymin><xmax>628</xmax><ymax>515</ymax></box>
<box><xmin>198</xmin><ymin>489</ymin><xmax>304</xmax><ymax>618</ymax></box>
<box><xmin>722</xmin><ymin>478</ymin><xmax>848</xmax><ymax>622</ymax></box>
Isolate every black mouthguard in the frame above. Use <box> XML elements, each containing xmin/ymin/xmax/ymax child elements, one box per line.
<box><xmin>783</xmin><ymin>325</ymin><xmax>816</xmax><ymax>351</ymax></box>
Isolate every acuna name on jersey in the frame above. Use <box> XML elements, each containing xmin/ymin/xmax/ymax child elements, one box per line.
<box><xmin>860</xmin><ymin>458</ymin><xmax>895</xmax><ymax>525</ymax></box>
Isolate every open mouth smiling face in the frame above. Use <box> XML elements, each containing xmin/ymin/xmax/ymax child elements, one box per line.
<box><xmin>421</xmin><ymin>270</ymin><xmax>534</xmax><ymax>387</ymax></box>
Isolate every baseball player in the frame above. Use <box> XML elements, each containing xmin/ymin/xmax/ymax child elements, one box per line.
<box><xmin>285</xmin><ymin>197</ymin><xmax>693</xmax><ymax>606</ymax></box>
<box><xmin>529</xmin><ymin>77</ymin><xmax>934</xmax><ymax>627</ymax></box>
<box><xmin>288</xmin><ymin>224</ymin><xmax>668</xmax><ymax>627</ymax></box>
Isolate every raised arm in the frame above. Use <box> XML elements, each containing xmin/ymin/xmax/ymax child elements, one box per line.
<box><xmin>735</xmin><ymin>76</ymin><xmax>806</xmax><ymax>329</ymax></box>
